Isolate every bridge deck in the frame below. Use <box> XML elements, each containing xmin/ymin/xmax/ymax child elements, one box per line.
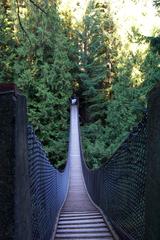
<box><xmin>54</xmin><ymin>106</ymin><xmax>114</xmax><ymax>239</ymax></box>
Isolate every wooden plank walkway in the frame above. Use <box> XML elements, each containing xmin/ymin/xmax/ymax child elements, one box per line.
<box><xmin>54</xmin><ymin>106</ymin><xmax>115</xmax><ymax>240</ymax></box>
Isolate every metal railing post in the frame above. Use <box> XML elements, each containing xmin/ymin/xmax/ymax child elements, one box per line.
<box><xmin>0</xmin><ymin>84</ymin><xmax>32</xmax><ymax>240</ymax></box>
<box><xmin>145</xmin><ymin>84</ymin><xmax>160</xmax><ymax>240</ymax></box>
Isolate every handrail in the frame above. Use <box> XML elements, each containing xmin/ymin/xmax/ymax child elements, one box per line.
<box><xmin>27</xmin><ymin>106</ymin><xmax>72</xmax><ymax>240</ymax></box>
<box><xmin>79</xmin><ymin>109</ymin><xmax>147</xmax><ymax>240</ymax></box>
<box><xmin>0</xmin><ymin>83</ymin><xmax>71</xmax><ymax>240</ymax></box>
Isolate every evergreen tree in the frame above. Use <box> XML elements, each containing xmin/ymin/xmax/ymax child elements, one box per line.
<box><xmin>60</xmin><ymin>9</ymin><xmax>81</xmax><ymax>94</ymax></box>
<box><xmin>0</xmin><ymin>0</ymin><xmax>159</xmax><ymax>169</ymax></box>
<box><xmin>78</xmin><ymin>0</ymin><xmax>119</xmax><ymax>167</ymax></box>
<box><xmin>0</xmin><ymin>0</ymin><xmax>74</xmax><ymax>167</ymax></box>
<box><xmin>79</xmin><ymin>0</ymin><xmax>118</xmax><ymax>124</ymax></box>
<box><xmin>79</xmin><ymin>0</ymin><xmax>160</xmax><ymax>168</ymax></box>
<box><xmin>13</xmin><ymin>1</ymin><xmax>73</xmax><ymax>167</ymax></box>
<box><xmin>0</xmin><ymin>0</ymin><xmax>16</xmax><ymax>82</ymax></box>
<box><xmin>154</xmin><ymin>0</ymin><xmax>160</xmax><ymax>8</ymax></box>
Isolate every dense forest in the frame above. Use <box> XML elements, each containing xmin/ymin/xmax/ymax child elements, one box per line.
<box><xmin>0</xmin><ymin>0</ymin><xmax>160</xmax><ymax>168</ymax></box>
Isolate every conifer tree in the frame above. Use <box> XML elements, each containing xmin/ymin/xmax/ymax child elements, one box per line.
<box><xmin>0</xmin><ymin>0</ymin><xmax>73</xmax><ymax>167</ymax></box>
<box><xmin>0</xmin><ymin>1</ymin><xmax>16</xmax><ymax>82</ymax></box>
<box><xmin>79</xmin><ymin>0</ymin><xmax>119</xmax><ymax>167</ymax></box>
<box><xmin>13</xmin><ymin>1</ymin><xmax>73</xmax><ymax>167</ymax></box>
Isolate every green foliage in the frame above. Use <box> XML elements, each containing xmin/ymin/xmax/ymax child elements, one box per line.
<box><xmin>79</xmin><ymin>0</ymin><xmax>118</xmax><ymax>124</ymax></box>
<box><xmin>154</xmin><ymin>0</ymin><xmax>160</xmax><ymax>8</ymax></box>
<box><xmin>0</xmin><ymin>0</ymin><xmax>160</xmax><ymax>170</ymax></box>
<box><xmin>78</xmin><ymin>0</ymin><xmax>119</xmax><ymax>167</ymax></box>
<box><xmin>15</xmin><ymin>4</ymin><xmax>73</xmax><ymax>167</ymax></box>
<box><xmin>79</xmin><ymin>0</ymin><xmax>160</xmax><ymax>168</ymax></box>
<box><xmin>0</xmin><ymin>1</ymin><xmax>73</xmax><ymax>168</ymax></box>
<box><xmin>60</xmin><ymin>10</ymin><xmax>82</xmax><ymax>92</ymax></box>
<box><xmin>0</xmin><ymin>1</ymin><xmax>16</xmax><ymax>82</ymax></box>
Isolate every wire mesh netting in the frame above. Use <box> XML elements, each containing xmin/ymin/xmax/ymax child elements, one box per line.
<box><xmin>80</xmin><ymin>114</ymin><xmax>147</xmax><ymax>240</ymax></box>
<box><xmin>27</xmin><ymin>125</ymin><xmax>70</xmax><ymax>240</ymax></box>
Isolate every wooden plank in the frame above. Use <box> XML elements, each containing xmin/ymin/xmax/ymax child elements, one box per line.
<box><xmin>55</xmin><ymin>237</ymin><xmax>113</xmax><ymax>240</ymax></box>
<box><xmin>59</xmin><ymin>215</ymin><xmax>103</xmax><ymax>221</ymax></box>
<box><xmin>56</xmin><ymin>228</ymin><xmax>110</xmax><ymax>233</ymax></box>
<box><xmin>58</xmin><ymin>218</ymin><xmax>105</xmax><ymax>225</ymax></box>
<box><xmin>55</xmin><ymin>232</ymin><xmax>112</xmax><ymax>238</ymax></box>
<box><xmin>57</xmin><ymin>223</ymin><xmax>107</xmax><ymax>229</ymax></box>
<box><xmin>60</xmin><ymin>213</ymin><xmax>101</xmax><ymax>217</ymax></box>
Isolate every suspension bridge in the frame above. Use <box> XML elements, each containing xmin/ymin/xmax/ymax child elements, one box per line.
<box><xmin>0</xmin><ymin>83</ymin><xmax>160</xmax><ymax>240</ymax></box>
<box><xmin>53</xmin><ymin>105</ymin><xmax>116</xmax><ymax>239</ymax></box>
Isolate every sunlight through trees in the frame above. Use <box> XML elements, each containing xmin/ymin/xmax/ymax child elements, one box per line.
<box><xmin>0</xmin><ymin>0</ymin><xmax>160</xmax><ymax>168</ymax></box>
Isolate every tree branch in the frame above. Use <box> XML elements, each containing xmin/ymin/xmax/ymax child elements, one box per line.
<box><xmin>29</xmin><ymin>0</ymin><xmax>47</xmax><ymax>14</ymax></box>
<box><xmin>15</xmin><ymin>0</ymin><xmax>32</xmax><ymax>46</ymax></box>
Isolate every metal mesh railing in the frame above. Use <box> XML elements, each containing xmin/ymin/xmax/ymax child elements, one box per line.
<box><xmin>27</xmin><ymin>125</ymin><xmax>70</xmax><ymax>240</ymax></box>
<box><xmin>80</xmin><ymin>114</ymin><xmax>147</xmax><ymax>240</ymax></box>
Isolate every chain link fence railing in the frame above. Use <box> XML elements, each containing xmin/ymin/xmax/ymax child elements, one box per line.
<box><xmin>80</xmin><ymin>113</ymin><xmax>147</xmax><ymax>240</ymax></box>
<box><xmin>27</xmin><ymin>125</ymin><xmax>70</xmax><ymax>240</ymax></box>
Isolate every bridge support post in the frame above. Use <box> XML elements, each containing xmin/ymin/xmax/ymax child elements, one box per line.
<box><xmin>145</xmin><ymin>84</ymin><xmax>160</xmax><ymax>240</ymax></box>
<box><xmin>0</xmin><ymin>84</ymin><xmax>32</xmax><ymax>240</ymax></box>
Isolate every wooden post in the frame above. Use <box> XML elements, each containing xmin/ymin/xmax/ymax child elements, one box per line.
<box><xmin>0</xmin><ymin>84</ymin><xmax>32</xmax><ymax>240</ymax></box>
<box><xmin>145</xmin><ymin>84</ymin><xmax>160</xmax><ymax>240</ymax></box>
